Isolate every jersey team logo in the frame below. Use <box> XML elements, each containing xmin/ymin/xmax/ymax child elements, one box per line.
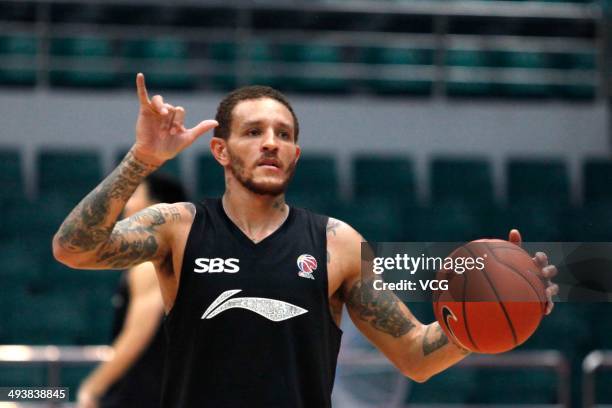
<box><xmin>297</xmin><ymin>254</ymin><xmax>317</xmax><ymax>280</ymax></box>
<box><xmin>202</xmin><ymin>290</ymin><xmax>308</xmax><ymax>322</ymax></box>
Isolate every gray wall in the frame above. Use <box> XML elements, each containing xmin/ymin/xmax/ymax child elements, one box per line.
<box><xmin>0</xmin><ymin>89</ymin><xmax>608</xmax><ymax>203</ymax></box>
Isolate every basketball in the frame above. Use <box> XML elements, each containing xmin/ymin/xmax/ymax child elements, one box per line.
<box><xmin>433</xmin><ymin>239</ymin><xmax>547</xmax><ymax>354</ymax></box>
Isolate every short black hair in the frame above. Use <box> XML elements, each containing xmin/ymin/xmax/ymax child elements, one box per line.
<box><xmin>213</xmin><ymin>85</ymin><xmax>299</xmax><ymax>142</ymax></box>
<box><xmin>144</xmin><ymin>173</ymin><xmax>188</xmax><ymax>204</ymax></box>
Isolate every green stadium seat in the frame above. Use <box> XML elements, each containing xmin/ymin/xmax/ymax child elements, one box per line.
<box><xmin>208</xmin><ymin>41</ymin><xmax>237</xmax><ymax>90</ymax></box>
<box><xmin>279</xmin><ymin>44</ymin><xmax>350</xmax><ymax>93</ymax></box>
<box><xmin>551</xmin><ymin>52</ymin><xmax>596</xmax><ymax>70</ymax></box>
<box><xmin>499</xmin><ymin>51</ymin><xmax>550</xmax><ymax>69</ymax></box>
<box><xmin>553</xmin><ymin>84</ymin><xmax>596</xmax><ymax>100</ymax></box>
<box><xmin>563</xmin><ymin>204</ymin><xmax>612</xmax><ymax>241</ymax></box>
<box><xmin>583</xmin><ymin>159</ymin><xmax>612</xmax><ymax>204</ymax></box>
<box><xmin>196</xmin><ymin>154</ymin><xmax>225</xmax><ymax>199</ymax></box>
<box><xmin>0</xmin><ymin>241</ymin><xmax>42</xmax><ymax>284</ymax></box>
<box><xmin>506</xmin><ymin>202</ymin><xmax>564</xmax><ymax>241</ymax></box>
<box><xmin>446</xmin><ymin>81</ymin><xmax>495</xmax><ymax>97</ymax></box>
<box><xmin>0</xmin><ymin>34</ymin><xmax>37</xmax><ymax>86</ymax></box>
<box><xmin>49</xmin><ymin>36</ymin><xmax>117</xmax><ymax>88</ymax></box>
<box><xmin>37</xmin><ymin>150</ymin><xmax>103</xmax><ymax>202</ymax></box>
<box><xmin>0</xmin><ymin>149</ymin><xmax>24</xmax><ymax>204</ymax></box>
<box><xmin>208</xmin><ymin>40</ymin><xmax>278</xmax><ymax>90</ymax></box>
<box><xmin>353</xmin><ymin>155</ymin><xmax>416</xmax><ymax>205</ymax></box>
<box><xmin>209</xmin><ymin>41</ymin><xmax>238</xmax><ymax>62</ymax></box>
<box><xmin>446</xmin><ymin>49</ymin><xmax>497</xmax><ymax>68</ymax></box>
<box><xmin>499</xmin><ymin>82</ymin><xmax>552</xmax><ymax>98</ymax></box>
<box><xmin>123</xmin><ymin>38</ymin><xmax>195</xmax><ymax>89</ymax></box>
<box><xmin>475</xmin><ymin>205</ymin><xmax>511</xmax><ymax>239</ymax></box>
<box><xmin>248</xmin><ymin>41</ymin><xmax>280</xmax><ymax>88</ymax></box>
<box><xmin>430</xmin><ymin>157</ymin><xmax>494</xmax><ymax>206</ymax></box>
<box><xmin>364</xmin><ymin>47</ymin><xmax>435</xmax><ymax>66</ymax></box>
<box><xmin>362</xmin><ymin>47</ymin><xmax>434</xmax><ymax>95</ymax></box>
<box><xmin>497</xmin><ymin>52</ymin><xmax>552</xmax><ymax>97</ymax></box>
<box><xmin>507</xmin><ymin>159</ymin><xmax>569</xmax><ymax>207</ymax></box>
<box><xmin>445</xmin><ymin>49</ymin><xmax>497</xmax><ymax>96</ymax></box>
<box><xmin>570</xmin><ymin>52</ymin><xmax>596</xmax><ymax>69</ymax></box>
<box><xmin>330</xmin><ymin>198</ymin><xmax>405</xmax><ymax>241</ymax></box>
<box><xmin>287</xmin><ymin>155</ymin><xmax>338</xmax><ymax>206</ymax></box>
<box><xmin>4</xmin><ymin>197</ymin><xmax>71</xmax><ymax>245</ymax></box>
<box><xmin>10</xmin><ymin>292</ymin><xmax>89</xmax><ymax>344</ymax></box>
<box><xmin>413</xmin><ymin>203</ymin><xmax>482</xmax><ymax>242</ymax></box>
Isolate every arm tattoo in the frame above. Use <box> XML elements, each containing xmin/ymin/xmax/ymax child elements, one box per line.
<box><xmin>422</xmin><ymin>324</ymin><xmax>450</xmax><ymax>356</ymax></box>
<box><xmin>95</xmin><ymin>205</ymin><xmax>176</xmax><ymax>268</ymax></box>
<box><xmin>345</xmin><ymin>280</ymin><xmax>415</xmax><ymax>338</ymax></box>
<box><xmin>56</xmin><ymin>149</ymin><xmax>158</xmax><ymax>253</ymax></box>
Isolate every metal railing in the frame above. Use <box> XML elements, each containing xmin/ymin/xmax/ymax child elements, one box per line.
<box><xmin>583</xmin><ymin>350</ymin><xmax>612</xmax><ymax>408</ymax></box>
<box><xmin>0</xmin><ymin>345</ymin><xmax>112</xmax><ymax>407</ymax></box>
<box><xmin>0</xmin><ymin>346</ymin><xmax>574</xmax><ymax>407</ymax></box>
<box><xmin>0</xmin><ymin>0</ymin><xmax>606</xmax><ymax>98</ymax></box>
<box><xmin>338</xmin><ymin>349</ymin><xmax>570</xmax><ymax>407</ymax></box>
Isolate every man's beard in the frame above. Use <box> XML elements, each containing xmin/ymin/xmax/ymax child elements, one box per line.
<box><xmin>227</xmin><ymin>150</ymin><xmax>296</xmax><ymax>196</ymax></box>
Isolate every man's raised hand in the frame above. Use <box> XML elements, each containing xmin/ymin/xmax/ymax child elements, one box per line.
<box><xmin>133</xmin><ymin>73</ymin><xmax>218</xmax><ymax>166</ymax></box>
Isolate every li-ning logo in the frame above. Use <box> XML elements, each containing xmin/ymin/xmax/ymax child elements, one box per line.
<box><xmin>297</xmin><ymin>254</ymin><xmax>317</xmax><ymax>280</ymax></box>
<box><xmin>194</xmin><ymin>258</ymin><xmax>240</xmax><ymax>273</ymax></box>
<box><xmin>201</xmin><ymin>290</ymin><xmax>308</xmax><ymax>322</ymax></box>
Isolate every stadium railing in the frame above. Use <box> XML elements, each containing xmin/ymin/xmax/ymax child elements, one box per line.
<box><xmin>0</xmin><ymin>345</ymin><xmax>112</xmax><ymax>407</ymax></box>
<box><xmin>583</xmin><ymin>350</ymin><xmax>612</xmax><ymax>408</ymax></box>
<box><xmin>0</xmin><ymin>0</ymin><xmax>605</xmax><ymax>99</ymax></box>
<box><xmin>338</xmin><ymin>348</ymin><xmax>570</xmax><ymax>407</ymax></box>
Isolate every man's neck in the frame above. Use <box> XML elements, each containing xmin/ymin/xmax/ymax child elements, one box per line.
<box><xmin>222</xmin><ymin>185</ymin><xmax>289</xmax><ymax>243</ymax></box>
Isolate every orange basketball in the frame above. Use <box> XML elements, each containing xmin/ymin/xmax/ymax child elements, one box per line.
<box><xmin>433</xmin><ymin>239</ymin><xmax>546</xmax><ymax>354</ymax></box>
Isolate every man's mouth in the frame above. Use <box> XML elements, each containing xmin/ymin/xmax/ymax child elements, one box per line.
<box><xmin>257</xmin><ymin>158</ymin><xmax>281</xmax><ymax>169</ymax></box>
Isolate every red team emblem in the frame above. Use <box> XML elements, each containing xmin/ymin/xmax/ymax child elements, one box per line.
<box><xmin>297</xmin><ymin>254</ymin><xmax>317</xmax><ymax>280</ymax></box>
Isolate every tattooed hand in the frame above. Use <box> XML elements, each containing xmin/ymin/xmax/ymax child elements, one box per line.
<box><xmin>133</xmin><ymin>73</ymin><xmax>218</xmax><ymax>166</ymax></box>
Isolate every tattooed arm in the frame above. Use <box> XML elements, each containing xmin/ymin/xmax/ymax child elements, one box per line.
<box><xmin>52</xmin><ymin>149</ymin><xmax>192</xmax><ymax>269</ymax></box>
<box><xmin>327</xmin><ymin>218</ymin><xmax>469</xmax><ymax>383</ymax></box>
<box><xmin>53</xmin><ymin>73</ymin><xmax>217</xmax><ymax>270</ymax></box>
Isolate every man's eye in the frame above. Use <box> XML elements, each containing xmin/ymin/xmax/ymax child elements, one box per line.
<box><xmin>247</xmin><ymin>129</ymin><xmax>260</xmax><ymax>136</ymax></box>
<box><xmin>279</xmin><ymin>132</ymin><xmax>290</xmax><ymax>140</ymax></box>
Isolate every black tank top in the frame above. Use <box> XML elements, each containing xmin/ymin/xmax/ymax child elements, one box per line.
<box><xmin>161</xmin><ymin>198</ymin><xmax>342</xmax><ymax>408</ymax></box>
<box><xmin>100</xmin><ymin>271</ymin><xmax>165</xmax><ymax>408</ymax></box>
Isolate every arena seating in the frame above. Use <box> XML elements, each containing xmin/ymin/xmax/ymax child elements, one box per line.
<box><xmin>0</xmin><ymin>1</ymin><xmax>600</xmax><ymax>99</ymax></box>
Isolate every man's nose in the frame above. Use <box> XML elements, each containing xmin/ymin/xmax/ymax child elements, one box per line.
<box><xmin>261</xmin><ymin>129</ymin><xmax>278</xmax><ymax>151</ymax></box>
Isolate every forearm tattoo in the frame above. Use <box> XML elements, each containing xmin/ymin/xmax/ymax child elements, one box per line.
<box><xmin>422</xmin><ymin>324</ymin><xmax>450</xmax><ymax>355</ymax></box>
<box><xmin>345</xmin><ymin>280</ymin><xmax>415</xmax><ymax>338</ymax></box>
<box><xmin>94</xmin><ymin>204</ymin><xmax>182</xmax><ymax>268</ymax></box>
<box><xmin>56</xmin><ymin>149</ymin><xmax>158</xmax><ymax>253</ymax></box>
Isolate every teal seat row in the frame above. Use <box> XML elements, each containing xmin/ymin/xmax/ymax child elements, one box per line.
<box><xmin>0</xmin><ymin>35</ymin><xmax>597</xmax><ymax>98</ymax></box>
<box><xmin>3</xmin><ymin>149</ymin><xmax>612</xmax><ymax>208</ymax></box>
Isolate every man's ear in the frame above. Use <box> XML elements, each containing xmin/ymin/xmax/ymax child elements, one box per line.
<box><xmin>294</xmin><ymin>144</ymin><xmax>301</xmax><ymax>164</ymax></box>
<box><xmin>210</xmin><ymin>137</ymin><xmax>229</xmax><ymax>165</ymax></box>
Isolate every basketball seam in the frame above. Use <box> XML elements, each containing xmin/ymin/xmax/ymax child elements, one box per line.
<box><xmin>487</xmin><ymin>247</ymin><xmax>547</xmax><ymax>313</ymax></box>
<box><xmin>465</xmin><ymin>244</ymin><xmax>518</xmax><ymax>347</ymax></box>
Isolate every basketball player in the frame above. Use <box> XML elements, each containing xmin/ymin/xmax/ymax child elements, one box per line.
<box><xmin>78</xmin><ymin>173</ymin><xmax>188</xmax><ymax>408</ymax></box>
<box><xmin>53</xmin><ymin>73</ymin><xmax>558</xmax><ymax>407</ymax></box>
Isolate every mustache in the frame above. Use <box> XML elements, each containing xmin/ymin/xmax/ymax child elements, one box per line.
<box><xmin>256</xmin><ymin>154</ymin><xmax>282</xmax><ymax>169</ymax></box>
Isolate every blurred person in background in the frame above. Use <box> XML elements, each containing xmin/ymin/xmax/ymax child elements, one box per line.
<box><xmin>77</xmin><ymin>173</ymin><xmax>188</xmax><ymax>408</ymax></box>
